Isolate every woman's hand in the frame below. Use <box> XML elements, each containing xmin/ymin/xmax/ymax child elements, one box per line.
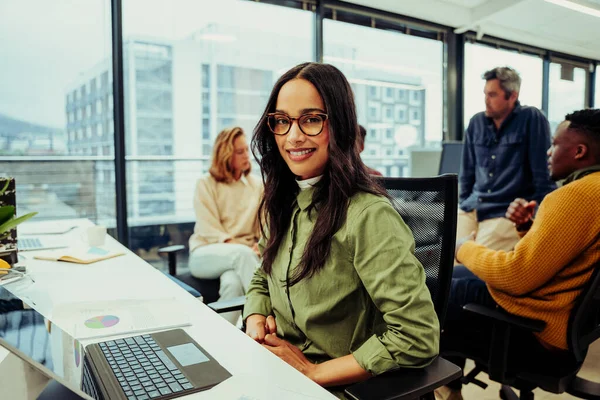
<box><xmin>262</xmin><ymin>334</ymin><xmax>318</xmax><ymax>381</ymax></box>
<box><xmin>245</xmin><ymin>314</ymin><xmax>277</xmax><ymax>343</ymax></box>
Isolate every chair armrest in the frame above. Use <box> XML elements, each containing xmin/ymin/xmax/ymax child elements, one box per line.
<box><xmin>345</xmin><ymin>357</ymin><xmax>462</xmax><ymax>400</ymax></box>
<box><xmin>463</xmin><ymin>303</ymin><xmax>545</xmax><ymax>332</ymax></box>
<box><xmin>207</xmin><ymin>296</ymin><xmax>246</xmax><ymax>314</ymax></box>
<box><xmin>158</xmin><ymin>245</ymin><xmax>185</xmax><ymax>276</ymax></box>
<box><xmin>158</xmin><ymin>245</ymin><xmax>185</xmax><ymax>254</ymax></box>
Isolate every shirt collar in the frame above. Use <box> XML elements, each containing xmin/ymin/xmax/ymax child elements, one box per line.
<box><xmin>239</xmin><ymin>174</ymin><xmax>248</xmax><ymax>186</ymax></box>
<box><xmin>297</xmin><ymin>175</ymin><xmax>322</xmax><ymax>190</ymax></box>
<box><xmin>485</xmin><ymin>100</ymin><xmax>522</xmax><ymax>129</ymax></box>
<box><xmin>296</xmin><ymin>175</ymin><xmax>322</xmax><ymax>210</ymax></box>
<box><xmin>562</xmin><ymin>164</ymin><xmax>600</xmax><ymax>185</ymax></box>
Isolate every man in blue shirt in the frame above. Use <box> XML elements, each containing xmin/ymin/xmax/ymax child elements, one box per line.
<box><xmin>458</xmin><ymin>67</ymin><xmax>556</xmax><ymax>251</ymax></box>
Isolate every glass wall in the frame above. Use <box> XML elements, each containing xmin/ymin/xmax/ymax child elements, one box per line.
<box><xmin>464</xmin><ymin>43</ymin><xmax>543</xmax><ymax>126</ymax></box>
<box><xmin>324</xmin><ymin>20</ymin><xmax>444</xmax><ymax>177</ymax></box>
<box><xmin>548</xmin><ymin>61</ymin><xmax>587</xmax><ymax>132</ymax></box>
<box><xmin>0</xmin><ymin>1</ymin><xmax>115</xmax><ymax>227</ymax></box>
<box><xmin>122</xmin><ymin>0</ymin><xmax>313</xmax><ymax>263</ymax></box>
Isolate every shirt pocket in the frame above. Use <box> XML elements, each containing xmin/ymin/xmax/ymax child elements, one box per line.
<box><xmin>472</xmin><ymin>136</ymin><xmax>492</xmax><ymax>168</ymax></box>
<box><xmin>498</xmin><ymin>134</ymin><xmax>525</xmax><ymax>165</ymax></box>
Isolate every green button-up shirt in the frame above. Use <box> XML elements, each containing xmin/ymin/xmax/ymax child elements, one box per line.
<box><xmin>244</xmin><ymin>188</ymin><xmax>439</xmax><ymax>376</ymax></box>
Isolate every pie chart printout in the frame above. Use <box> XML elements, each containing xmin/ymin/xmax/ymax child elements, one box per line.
<box><xmin>84</xmin><ymin>315</ymin><xmax>120</xmax><ymax>329</ymax></box>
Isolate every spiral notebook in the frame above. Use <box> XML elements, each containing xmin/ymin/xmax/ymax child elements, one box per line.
<box><xmin>33</xmin><ymin>246</ymin><xmax>124</xmax><ymax>264</ymax></box>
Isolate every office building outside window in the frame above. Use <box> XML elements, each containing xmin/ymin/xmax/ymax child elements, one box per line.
<box><xmin>324</xmin><ymin>19</ymin><xmax>443</xmax><ymax>177</ymax></box>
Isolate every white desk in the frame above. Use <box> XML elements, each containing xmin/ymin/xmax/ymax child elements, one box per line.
<box><xmin>4</xmin><ymin>219</ymin><xmax>335</xmax><ymax>399</ymax></box>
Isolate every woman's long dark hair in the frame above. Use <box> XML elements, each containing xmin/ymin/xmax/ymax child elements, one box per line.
<box><xmin>252</xmin><ymin>62</ymin><xmax>386</xmax><ymax>286</ymax></box>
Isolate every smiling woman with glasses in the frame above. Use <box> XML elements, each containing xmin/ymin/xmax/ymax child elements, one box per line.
<box><xmin>243</xmin><ymin>62</ymin><xmax>439</xmax><ymax>394</ymax></box>
<box><xmin>267</xmin><ymin>112</ymin><xmax>328</xmax><ymax>136</ymax></box>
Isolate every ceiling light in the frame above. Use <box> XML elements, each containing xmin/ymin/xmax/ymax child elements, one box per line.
<box><xmin>544</xmin><ymin>0</ymin><xmax>600</xmax><ymax>18</ymax></box>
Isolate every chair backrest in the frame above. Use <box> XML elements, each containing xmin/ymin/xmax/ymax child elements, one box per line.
<box><xmin>568</xmin><ymin>260</ymin><xmax>600</xmax><ymax>363</ymax></box>
<box><xmin>379</xmin><ymin>174</ymin><xmax>458</xmax><ymax>327</ymax></box>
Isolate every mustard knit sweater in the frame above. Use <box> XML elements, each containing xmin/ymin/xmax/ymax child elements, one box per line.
<box><xmin>457</xmin><ymin>171</ymin><xmax>600</xmax><ymax>350</ymax></box>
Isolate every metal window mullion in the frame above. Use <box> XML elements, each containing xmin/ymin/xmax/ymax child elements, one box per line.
<box><xmin>111</xmin><ymin>0</ymin><xmax>129</xmax><ymax>247</ymax></box>
<box><xmin>314</xmin><ymin>0</ymin><xmax>323</xmax><ymax>62</ymax></box>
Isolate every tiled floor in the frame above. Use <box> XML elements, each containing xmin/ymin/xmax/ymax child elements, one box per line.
<box><xmin>461</xmin><ymin>340</ymin><xmax>600</xmax><ymax>399</ymax></box>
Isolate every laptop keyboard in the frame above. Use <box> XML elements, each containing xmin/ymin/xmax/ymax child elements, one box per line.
<box><xmin>18</xmin><ymin>237</ymin><xmax>43</xmax><ymax>250</ymax></box>
<box><xmin>99</xmin><ymin>334</ymin><xmax>194</xmax><ymax>400</ymax></box>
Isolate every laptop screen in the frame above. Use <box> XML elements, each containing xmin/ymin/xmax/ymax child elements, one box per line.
<box><xmin>0</xmin><ymin>303</ymin><xmax>90</xmax><ymax>399</ymax></box>
<box><xmin>438</xmin><ymin>141</ymin><xmax>463</xmax><ymax>175</ymax></box>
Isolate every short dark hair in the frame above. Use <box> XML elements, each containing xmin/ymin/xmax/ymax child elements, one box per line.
<box><xmin>565</xmin><ymin>109</ymin><xmax>600</xmax><ymax>162</ymax></box>
<box><xmin>358</xmin><ymin>124</ymin><xmax>367</xmax><ymax>140</ymax></box>
<box><xmin>482</xmin><ymin>67</ymin><xmax>521</xmax><ymax>100</ymax></box>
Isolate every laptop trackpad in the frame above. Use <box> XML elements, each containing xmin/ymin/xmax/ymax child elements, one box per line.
<box><xmin>166</xmin><ymin>343</ymin><xmax>209</xmax><ymax>366</ymax></box>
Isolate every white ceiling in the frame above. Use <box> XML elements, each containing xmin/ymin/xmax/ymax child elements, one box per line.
<box><xmin>344</xmin><ymin>0</ymin><xmax>600</xmax><ymax>61</ymax></box>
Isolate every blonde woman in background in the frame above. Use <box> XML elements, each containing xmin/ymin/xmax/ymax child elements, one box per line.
<box><xmin>189</xmin><ymin>127</ymin><xmax>263</xmax><ymax>324</ymax></box>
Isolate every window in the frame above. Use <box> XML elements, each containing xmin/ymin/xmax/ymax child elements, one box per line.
<box><xmin>202</xmin><ymin>64</ymin><xmax>210</xmax><ymax>88</ymax></box>
<box><xmin>410</xmin><ymin>108</ymin><xmax>422</xmax><ymax>124</ymax></box>
<box><xmin>368</xmin><ymin>103</ymin><xmax>380</xmax><ymax>121</ymax></box>
<box><xmin>464</xmin><ymin>43</ymin><xmax>543</xmax><ymax>124</ymax></box>
<box><xmin>396</xmin><ymin>89</ymin><xmax>407</xmax><ymax>102</ymax></box>
<box><xmin>368</xmin><ymin>86</ymin><xmax>380</xmax><ymax>100</ymax></box>
<box><xmin>548</xmin><ymin>61</ymin><xmax>587</xmax><ymax>132</ymax></box>
<box><xmin>325</xmin><ymin>19</ymin><xmax>444</xmax><ymax>178</ymax></box>
<box><xmin>383</xmin><ymin>87</ymin><xmax>394</xmax><ymax>102</ymax></box>
<box><xmin>202</xmin><ymin>118</ymin><xmax>210</xmax><ymax>139</ymax></box>
<box><xmin>383</xmin><ymin>105</ymin><xmax>393</xmax><ymax>122</ymax></box>
<box><xmin>0</xmin><ymin>0</ymin><xmax>115</xmax><ymax>225</ymax></box>
<box><xmin>410</xmin><ymin>90</ymin><xmax>421</xmax><ymax>105</ymax></box>
<box><xmin>122</xmin><ymin>0</ymin><xmax>313</xmax><ymax>251</ymax></box>
<box><xmin>395</xmin><ymin>104</ymin><xmax>408</xmax><ymax>122</ymax></box>
<box><xmin>202</xmin><ymin>92</ymin><xmax>210</xmax><ymax>115</ymax></box>
<box><xmin>97</xmin><ymin>123</ymin><xmax>103</xmax><ymax>137</ymax></box>
<box><xmin>368</xmin><ymin>128</ymin><xmax>379</xmax><ymax>141</ymax></box>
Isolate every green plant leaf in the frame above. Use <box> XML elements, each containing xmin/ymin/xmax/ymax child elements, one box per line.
<box><xmin>0</xmin><ymin>212</ymin><xmax>37</xmax><ymax>235</ymax></box>
<box><xmin>0</xmin><ymin>180</ymin><xmax>9</xmax><ymax>197</ymax></box>
<box><xmin>0</xmin><ymin>206</ymin><xmax>15</xmax><ymax>225</ymax></box>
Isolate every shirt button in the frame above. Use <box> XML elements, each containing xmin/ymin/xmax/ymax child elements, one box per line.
<box><xmin>288</xmin><ymin>246</ymin><xmax>292</xmax><ymax>253</ymax></box>
<box><xmin>489</xmin><ymin>172</ymin><xmax>494</xmax><ymax>177</ymax></box>
<box><xmin>487</xmin><ymin>189</ymin><xmax>491</xmax><ymax>193</ymax></box>
<box><xmin>491</xmin><ymin>155</ymin><xmax>496</xmax><ymax>160</ymax></box>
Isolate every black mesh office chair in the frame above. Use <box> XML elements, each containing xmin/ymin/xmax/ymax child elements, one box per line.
<box><xmin>345</xmin><ymin>174</ymin><xmax>462</xmax><ymax>400</ymax></box>
<box><xmin>454</xmin><ymin>260</ymin><xmax>600</xmax><ymax>400</ymax></box>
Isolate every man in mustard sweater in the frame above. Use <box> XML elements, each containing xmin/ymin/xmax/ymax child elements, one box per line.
<box><xmin>437</xmin><ymin>109</ymin><xmax>600</xmax><ymax>400</ymax></box>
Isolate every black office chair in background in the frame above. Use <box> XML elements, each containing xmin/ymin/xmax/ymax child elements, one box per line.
<box><xmin>453</xmin><ymin>260</ymin><xmax>600</xmax><ymax>400</ymax></box>
<box><xmin>158</xmin><ymin>245</ymin><xmax>246</xmax><ymax>314</ymax></box>
<box><xmin>344</xmin><ymin>174</ymin><xmax>462</xmax><ymax>400</ymax></box>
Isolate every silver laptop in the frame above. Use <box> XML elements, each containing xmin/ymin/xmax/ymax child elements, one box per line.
<box><xmin>18</xmin><ymin>235</ymin><xmax>69</xmax><ymax>251</ymax></box>
<box><xmin>0</xmin><ymin>307</ymin><xmax>231</xmax><ymax>400</ymax></box>
<box><xmin>0</xmin><ymin>315</ymin><xmax>93</xmax><ymax>400</ymax></box>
